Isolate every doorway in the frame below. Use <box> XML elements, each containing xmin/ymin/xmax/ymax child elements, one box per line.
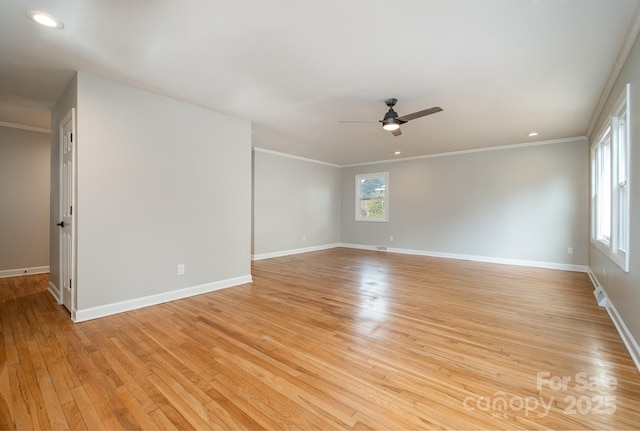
<box><xmin>58</xmin><ymin>108</ymin><xmax>75</xmax><ymax>315</ymax></box>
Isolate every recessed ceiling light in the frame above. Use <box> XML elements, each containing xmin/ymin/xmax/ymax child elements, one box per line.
<box><xmin>27</xmin><ymin>11</ymin><xmax>64</xmax><ymax>29</ymax></box>
<box><xmin>394</xmin><ymin>151</ymin><xmax>401</xmax><ymax>155</ymax></box>
<box><xmin>527</xmin><ymin>132</ymin><xmax>539</xmax><ymax>137</ymax></box>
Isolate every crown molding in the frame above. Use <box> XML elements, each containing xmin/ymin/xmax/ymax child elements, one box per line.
<box><xmin>341</xmin><ymin>136</ymin><xmax>587</xmax><ymax>168</ymax></box>
<box><xmin>586</xmin><ymin>2</ymin><xmax>640</xmax><ymax>138</ymax></box>
<box><xmin>253</xmin><ymin>147</ymin><xmax>340</xmax><ymax>168</ymax></box>
<box><xmin>0</xmin><ymin>121</ymin><xmax>50</xmax><ymax>134</ymax></box>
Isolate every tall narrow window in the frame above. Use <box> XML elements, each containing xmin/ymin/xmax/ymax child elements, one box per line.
<box><xmin>591</xmin><ymin>83</ymin><xmax>630</xmax><ymax>271</ymax></box>
<box><xmin>594</xmin><ymin>127</ymin><xmax>611</xmax><ymax>243</ymax></box>
<box><xmin>615</xmin><ymin>101</ymin><xmax>629</xmax><ymax>255</ymax></box>
<box><xmin>355</xmin><ymin>172</ymin><xmax>388</xmax><ymax>222</ymax></box>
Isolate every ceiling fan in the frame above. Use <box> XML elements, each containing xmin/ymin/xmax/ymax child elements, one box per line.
<box><xmin>340</xmin><ymin>98</ymin><xmax>443</xmax><ymax>136</ymax></box>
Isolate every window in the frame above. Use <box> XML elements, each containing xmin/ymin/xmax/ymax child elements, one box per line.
<box><xmin>593</xmin><ymin>127</ymin><xmax>611</xmax><ymax>243</ymax></box>
<box><xmin>356</xmin><ymin>172</ymin><xmax>388</xmax><ymax>222</ymax></box>
<box><xmin>591</xmin><ymin>83</ymin><xmax>630</xmax><ymax>271</ymax></box>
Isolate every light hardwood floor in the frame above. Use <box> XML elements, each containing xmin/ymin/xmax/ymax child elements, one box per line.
<box><xmin>1</xmin><ymin>248</ymin><xmax>639</xmax><ymax>430</ymax></box>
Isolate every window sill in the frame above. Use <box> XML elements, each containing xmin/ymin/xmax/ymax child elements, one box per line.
<box><xmin>591</xmin><ymin>238</ymin><xmax>629</xmax><ymax>272</ymax></box>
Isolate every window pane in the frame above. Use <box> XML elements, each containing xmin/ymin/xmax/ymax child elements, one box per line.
<box><xmin>360</xmin><ymin>178</ymin><xmax>385</xmax><ymax>218</ymax></box>
<box><xmin>617</xmin><ymin>113</ymin><xmax>628</xmax><ymax>254</ymax></box>
<box><xmin>360</xmin><ymin>197</ymin><xmax>385</xmax><ymax>218</ymax></box>
<box><xmin>600</xmin><ymin>141</ymin><xmax>611</xmax><ymax>241</ymax></box>
<box><xmin>596</xmin><ymin>138</ymin><xmax>611</xmax><ymax>242</ymax></box>
<box><xmin>618</xmin><ymin>116</ymin><xmax>627</xmax><ymax>184</ymax></box>
<box><xmin>356</xmin><ymin>173</ymin><xmax>388</xmax><ymax>221</ymax></box>
<box><xmin>619</xmin><ymin>185</ymin><xmax>628</xmax><ymax>253</ymax></box>
<box><xmin>360</xmin><ymin>178</ymin><xmax>386</xmax><ymax>199</ymax></box>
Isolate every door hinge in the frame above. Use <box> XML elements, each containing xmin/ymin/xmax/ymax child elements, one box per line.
<box><xmin>69</xmin><ymin>279</ymin><xmax>72</xmax><ymax>290</ymax></box>
<box><xmin>70</xmin><ymin>132</ymin><xmax>73</xmax><ymax>143</ymax></box>
<box><xmin>70</xmin><ymin>205</ymin><xmax>72</xmax><ymax>215</ymax></box>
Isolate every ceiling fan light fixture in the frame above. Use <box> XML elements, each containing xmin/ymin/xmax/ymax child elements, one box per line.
<box><xmin>381</xmin><ymin>106</ymin><xmax>401</xmax><ymax>131</ymax></box>
<box><xmin>27</xmin><ymin>11</ymin><xmax>64</xmax><ymax>29</ymax></box>
<box><xmin>382</xmin><ymin>121</ymin><xmax>400</xmax><ymax>131</ymax></box>
<box><xmin>341</xmin><ymin>98</ymin><xmax>441</xmax><ymax>137</ymax></box>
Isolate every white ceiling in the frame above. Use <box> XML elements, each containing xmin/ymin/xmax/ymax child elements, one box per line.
<box><xmin>1</xmin><ymin>0</ymin><xmax>639</xmax><ymax>165</ymax></box>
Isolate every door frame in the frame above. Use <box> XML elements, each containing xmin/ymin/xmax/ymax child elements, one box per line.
<box><xmin>59</xmin><ymin>108</ymin><xmax>77</xmax><ymax>319</ymax></box>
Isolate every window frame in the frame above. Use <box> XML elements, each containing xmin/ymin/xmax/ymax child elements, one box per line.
<box><xmin>591</xmin><ymin>83</ymin><xmax>631</xmax><ymax>272</ymax></box>
<box><xmin>592</xmin><ymin>126</ymin><xmax>611</xmax><ymax>245</ymax></box>
<box><xmin>355</xmin><ymin>172</ymin><xmax>389</xmax><ymax>222</ymax></box>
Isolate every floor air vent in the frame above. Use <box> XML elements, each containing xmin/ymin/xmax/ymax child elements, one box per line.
<box><xmin>593</xmin><ymin>287</ymin><xmax>607</xmax><ymax>307</ymax></box>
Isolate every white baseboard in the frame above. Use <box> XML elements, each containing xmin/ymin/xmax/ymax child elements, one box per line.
<box><xmin>0</xmin><ymin>266</ymin><xmax>50</xmax><ymax>279</ymax></box>
<box><xmin>252</xmin><ymin>243</ymin><xmax>341</xmax><ymax>261</ymax></box>
<box><xmin>339</xmin><ymin>243</ymin><xmax>385</xmax><ymax>252</ymax></box>
<box><xmin>73</xmin><ymin>275</ymin><xmax>252</xmax><ymax>322</ymax></box>
<box><xmin>48</xmin><ymin>281</ymin><xmax>62</xmax><ymax>304</ymax></box>
<box><xmin>587</xmin><ymin>268</ymin><xmax>601</xmax><ymax>290</ymax></box>
<box><xmin>339</xmin><ymin>243</ymin><xmax>589</xmax><ymax>272</ymax></box>
<box><xmin>604</xmin><ymin>300</ymin><xmax>640</xmax><ymax>372</ymax></box>
<box><xmin>252</xmin><ymin>242</ymin><xmax>588</xmax><ymax>272</ymax></box>
<box><xmin>586</xmin><ymin>269</ymin><xmax>640</xmax><ymax>373</ymax></box>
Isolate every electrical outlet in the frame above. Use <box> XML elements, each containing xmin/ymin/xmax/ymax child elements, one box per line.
<box><xmin>302</xmin><ymin>235</ymin><xmax>306</xmax><ymax>242</ymax></box>
<box><xmin>567</xmin><ymin>247</ymin><xmax>573</xmax><ymax>255</ymax></box>
<box><xmin>389</xmin><ymin>235</ymin><xmax>394</xmax><ymax>241</ymax></box>
<box><xmin>178</xmin><ymin>264</ymin><xmax>185</xmax><ymax>275</ymax></box>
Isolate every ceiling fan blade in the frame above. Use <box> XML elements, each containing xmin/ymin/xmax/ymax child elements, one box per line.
<box><xmin>391</xmin><ymin>128</ymin><xmax>402</xmax><ymax>137</ymax></box>
<box><xmin>338</xmin><ymin>120</ymin><xmax>379</xmax><ymax>123</ymax></box>
<box><xmin>396</xmin><ymin>106</ymin><xmax>443</xmax><ymax>123</ymax></box>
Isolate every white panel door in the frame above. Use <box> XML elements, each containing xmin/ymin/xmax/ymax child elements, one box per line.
<box><xmin>59</xmin><ymin>109</ymin><xmax>75</xmax><ymax>314</ymax></box>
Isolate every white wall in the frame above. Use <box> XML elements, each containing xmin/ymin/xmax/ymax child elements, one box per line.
<box><xmin>0</xmin><ymin>126</ymin><xmax>50</xmax><ymax>275</ymax></box>
<box><xmin>589</xmin><ymin>31</ymin><xmax>640</xmax><ymax>357</ymax></box>
<box><xmin>252</xmin><ymin>149</ymin><xmax>341</xmax><ymax>258</ymax></box>
<box><xmin>51</xmin><ymin>72</ymin><xmax>252</xmax><ymax>318</ymax></box>
<box><xmin>340</xmin><ymin>139</ymin><xmax>589</xmax><ymax>268</ymax></box>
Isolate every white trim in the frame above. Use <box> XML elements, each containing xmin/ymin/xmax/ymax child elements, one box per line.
<box><xmin>0</xmin><ymin>266</ymin><xmax>50</xmax><ymax>278</ymax></box>
<box><xmin>587</xmin><ymin>3</ymin><xmax>640</xmax><ymax>137</ymax></box>
<box><xmin>341</xmin><ymin>137</ymin><xmax>586</xmax><ymax>167</ymax></box>
<box><xmin>255</xmin><ymin>242</ymin><xmax>589</xmax><ymax>271</ymax></box>
<box><xmin>589</xmin><ymin>84</ymin><xmax>631</xmax><ymax>272</ymax></box>
<box><xmin>254</xmin><ymin>137</ymin><xmax>586</xmax><ymax>168</ymax></box>
<box><xmin>586</xmin><ymin>269</ymin><xmax>640</xmax><ymax>373</ymax></box>
<box><xmin>252</xmin><ymin>243</ymin><xmax>341</xmax><ymax>260</ymax></box>
<box><xmin>587</xmin><ymin>267</ymin><xmax>602</xmax><ymax>291</ymax></box>
<box><xmin>253</xmin><ymin>242</ymin><xmax>589</xmax><ymax>272</ymax></box>
<box><xmin>253</xmin><ymin>147</ymin><xmax>340</xmax><ymax>168</ymax></box>
<box><xmin>0</xmin><ymin>121</ymin><xmax>50</xmax><ymax>134</ymax></box>
<box><xmin>59</xmin><ymin>108</ymin><xmax>77</xmax><ymax>314</ymax></box>
<box><xmin>48</xmin><ymin>281</ymin><xmax>62</xmax><ymax>304</ymax></box>
<box><xmin>73</xmin><ymin>275</ymin><xmax>252</xmax><ymax>322</ymax></box>
<box><xmin>339</xmin><ymin>243</ymin><xmax>379</xmax><ymax>251</ymax></box>
<box><xmin>339</xmin><ymin>243</ymin><xmax>588</xmax><ymax>272</ymax></box>
<box><xmin>604</xmin><ymin>302</ymin><xmax>640</xmax><ymax>372</ymax></box>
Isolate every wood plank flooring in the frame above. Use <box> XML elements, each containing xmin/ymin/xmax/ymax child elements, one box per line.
<box><xmin>1</xmin><ymin>248</ymin><xmax>640</xmax><ymax>430</ymax></box>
